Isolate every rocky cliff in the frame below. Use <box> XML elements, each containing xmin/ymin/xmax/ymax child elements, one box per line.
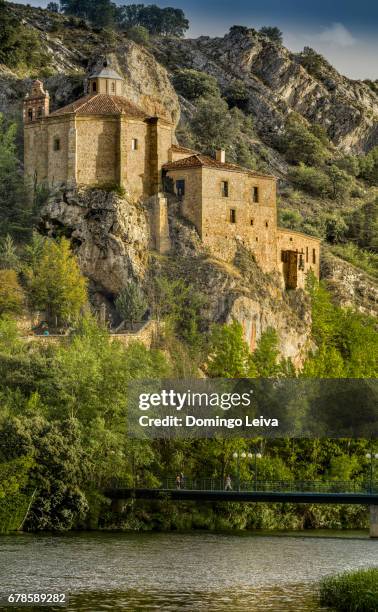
<box><xmin>152</xmin><ymin>27</ymin><xmax>378</xmax><ymax>153</ymax></box>
<box><xmin>3</xmin><ymin>3</ymin><xmax>377</xmax><ymax>154</ymax></box>
<box><xmin>40</xmin><ymin>187</ymin><xmax>312</xmax><ymax>365</ymax></box>
<box><xmin>1</xmin><ymin>2</ymin><xmax>377</xmax><ymax>361</ymax></box>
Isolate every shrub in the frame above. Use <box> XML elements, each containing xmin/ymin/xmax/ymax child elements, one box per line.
<box><xmin>172</xmin><ymin>69</ymin><xmax>220</xmax><ymax>101</ymax></box>
<box><xmin>115</xmin><ymin>282</ymin><xmax>147</xmax><ymax>327</ymax></box>
<box><xmin>288</xmin><ymin>164</ymin><xmax>331</xmax><ymax>197</ymax></box>
<box><xmin>0</xmin><ymin>270</ymin><xmax>24</xmax><ymax>315</ymax></box>
<box><xmin>224</xmin><ymin>79</ymin><xmax>249</xmax><ymax>109</ymax></box>
<box><xmin>278</xmin><ymin>114</ymin><xmax>328</xmax><ymax>166</ymax></box>
<box><xmin>125</xmin><ymin>25</ymin><xmax>149</xmax><ymax>45</ymax></box>
<box><xmin>359</xmin><ymin>146</ymin><xmax>378</xmax><ymax>185</ymax></box>
<box><xmin>259</xmin><ymin>26</ymin><xmax>283</xmax><ymax>44</ymax></box>
<box><xmin>319</xmin><ymin>568</ymin><xmax>378</xmax><ymax>611</ymax></box>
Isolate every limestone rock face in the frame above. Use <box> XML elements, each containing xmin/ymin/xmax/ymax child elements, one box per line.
<box><xmin>321</xmin><ymin>250</ymin><xmax>378</xmax><ymax>317</ymax></box>
<box><xmin>1</xmin><ymin>4</ymin><xmax>180</xmax><ymax>125</ymax></box>
<box><xmin>165</xmin><ymin>209</ymin><xmax>312</xmax><ymax>366</ymax></box>
<box><xmin>152</xmin><ymin>28</ymin><xmax>378</xmax><ymax>152</ymax></box>
<box><xmin>41</xmin><ymin>188</ymin><xmax>150</xmax><ymax>295</ymax></box>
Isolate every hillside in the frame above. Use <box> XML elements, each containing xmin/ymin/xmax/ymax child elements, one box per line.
<box><xmin>0</xmin><ymin>0</ymin><xmax>377</xmax><ymax>322</ymax></box>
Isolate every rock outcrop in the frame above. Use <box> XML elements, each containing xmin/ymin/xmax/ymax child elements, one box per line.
<box><xmin>41</xmin><ymin>187</ymin><xmax>313</xmax><ymax>365</ymax></box>
<box><xmin>152</xmin><ymin>28</ymin><xmax>378</xmax><ymax>153</ymax></box>
<box><xmin>41</xmin><ymin>187</ymin><xmax>151</xmax><ymax>295</ymax></box>
<box><xmin>321</xmin><ymin>249</ymin><xmax>378</xmax><ymax>317</ymax></box>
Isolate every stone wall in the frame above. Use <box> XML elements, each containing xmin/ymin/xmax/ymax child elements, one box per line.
<box><xmin>277</xmin><ymin>229</ymin><xmax>320</xmax><ymax>289</ymax></box>
<box><xmin>123</xmin><ymin>119</ymin><xmax>149</xmax><ymax>199</ymax></box>
<box><xmin>76</xmin><ymin>117</ymin><xmax>118</xmax><ymax>185</ymax></box>
<box><xmin>166</xmin><ymin>166</ymin><xmax>279</xmax><ymax>272</ymax></box>
<box><xmin>24</xmin><ymin>121</ymin><xmax>48</xmax><ymax>187</ymax></box>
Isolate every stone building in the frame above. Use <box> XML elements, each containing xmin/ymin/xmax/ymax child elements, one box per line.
<box><xmin>24</xmin><ymin>67</ymin><xmax>320</xmax><ymax>290</ymax></box>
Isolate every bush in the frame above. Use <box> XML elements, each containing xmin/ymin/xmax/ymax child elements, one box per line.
<box><xmin>278</xmin><ymin>114</ymin><xmax>328</xmax><ymax>166</ymax></box>
<box><xmin>359</xmin><ymin>146</ymin><xmax>378</xmax><ymax>185</ymax></box>
<box><xmin>0</xmin><ymin>270</ymin><xmax>24</xmax><ymax>315</ymax></box>
<box><xmin>172</xmin><ymin>69</ymin><xmax>220</xmax><ymax>101</ymax></box>
<box><xmin>319</xmin><ymin>568</ymin><xmax>378</xmax><ymax>611</ymax></box>
<box><xmin>259</xmin><ymin>26</ymin><xmax>283</xmax><ymax>44</ymax></box>
<box><xmin>224</xmin><ymin>79</ymin><xmax>249</xmax><ymax>109</ymax></box>
<box><xmin>288</xmin><ymin>164</ymin><xmax>331</xmax><ymax>197</ymax></box>
<box><xmin>126</xmin><ymin>25</ymin><xmax>149</xmax><ymax>45</ymax></box>
<box><xmin>115</xmin><ymin>282</ymin><xmax>147</xmax><ymax>327</ymax></box>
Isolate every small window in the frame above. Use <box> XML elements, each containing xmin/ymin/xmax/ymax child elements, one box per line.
<box><xmin>252</xmin><ymin>186</ymin><xmax>259</xmax><ymax>203</ymax></box>
<box><xmin>53</xmin><ymin>137</ymin><xmax>61</xmax><ymax>151</ymax></box>
<box><xmin>250</xmin><ymin>219</ymin><xmax>254</xmax><ymax>226</ymax></box>
<box><xmin>36</xmin><ymin>107</ymin><xmax>43</xmax><ymax>118</ymax></box>
<box><xmin>92</xmin><ymin>82</ymin><xmax>97</xmax><ymax>93</ymax></box>
<box><xmin>312</xmin><ymin>248</ymin><xmax>316</xmax><ymax>264</ymax></box>
<box><xmin>111</xmin><ymin>82</ymin><xmax>115</xmax><ymax>93</ymax></box>
<box><xmin>28</xmin><ymin>108</ymin><xmax>33</xmax><ymax>121</ymax></box>
<box><xmin>306</xmin><ymin>246</ymin><xmax>309</xmax><ymax>263</ymax></box>
<box><xmin>176</xmin><ymin>179</ymin><xmax>185</xmax><ymax>197</ymax></box>
<box><xmin>256</xmin><ymin>237</ymin><xmax>259</xmax><ymax>242</ymax></box>
<box><xmin>131</xmin><ymin>138</ymin><xmax>138</xmax><ymax>151</ymax></box>
<box><xmin>230</xmin><ymin>209</ymin><xmax>236</xmax><ymax>223</ymax></box>
<box><xmin>221</xmin><ymin>181</ymin><xmax>229</xmax><ymax>197</ymax></box>
<box><xmin>265</xmin><ymin>221</ymin><xmax>269</xmax><ymax>228</ymax></box>
<box><xmin>289</xmin><ymin>237</ymin><xmax>293</xmax><ymax>242</ymax></box>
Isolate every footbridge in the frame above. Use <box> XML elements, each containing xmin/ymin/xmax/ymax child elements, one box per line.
<box><xmin>104</xmin><ymin>479</ymin><xmax>378</xmax><ymax>537</ymax></box>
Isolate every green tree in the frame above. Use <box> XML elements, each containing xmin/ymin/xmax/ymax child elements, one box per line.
<box><xmin>0</xmin><ymin>235</ymin><xmax>19</xmax><ymax>270</ymax></box>
<box><xmin>115</xmin><ymin>281</ymin><xmax>147</xmax><ymax>327</ymax></box>
<box><xmin>259</xmin><ymin>26</ymin><xmax>283</xmax><ymax>44</ymax></box>
<box><xmin>279</xmin><ymin>114</ymin><xmax>328</xmax><ymax>166</ymax></box>
<box><xmin>249</xmin><ymin>328</ymin><xmax>285</xmax><ymax>377</ymax></box>
<box><xmin>172</xmin><ymin>69</ymin><xmax>219</xmax><ymax>101</ymax></box>
<box><xmin>326</xmin><ymin>165</ymin><xmax>353</xmax><ymax>201</ymax></box>
<box><xmin>126</xmin><ymin>25</ymin><xmax>149</xmax><ymax>44</ymax></box>
<box><xmin>117</xmin><ymin>4</ymin><xmax>189</xmax><ymax>37</ymax></box>
<box><xmin>0</xmin><ymin>115</ymin><xmax>32</xmax><ymax>240</ymax></box>
<box><xmin>0</xmin><ymin>270</ymin><xmax>24</xmax><ymax>316</ymax></box>
<box><xmin>224</xmin><ymin>79</ymin><xmax>249</xmax><ymax>109</ymax></box>
<box><xmin>47</xmin><ymin>2</ymin><xmax>60</xmax><ymax>11</ymax></box>
<box><xmin>60</xmin><ymin>0</ymin><xmax>117</xmax><ymax>27</ymax></box>
<box><xmin>206</xmin><ymin>320</ymin><xmax>250</xmax><ymax>378</ymax></box>
<box><xmin>28</xmin><ymin>237</ymin><xmax>87</xmax><ymax>325</ymax></box>
<box><xmin>359</xmin><ymin>146</ymin><xmax>378</xmax><ymax>185</ymax></box>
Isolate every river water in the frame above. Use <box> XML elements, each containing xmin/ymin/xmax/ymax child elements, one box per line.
<box><xmin>0</xmin><ymin>531</ymin><xmax>377</xmax><ymax>611</ymax></box>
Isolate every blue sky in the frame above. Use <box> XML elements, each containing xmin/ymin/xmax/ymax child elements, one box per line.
<box><xmin>16</xmin><ymin>0</ymin><xmax>378</xmax><ymax>79</ymax></box>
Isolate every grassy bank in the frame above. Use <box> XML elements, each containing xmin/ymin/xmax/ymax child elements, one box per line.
<box><xmin>319</xmin><ymin>568</ymin><xmax>378</xmax><ymax>611</ymax></box>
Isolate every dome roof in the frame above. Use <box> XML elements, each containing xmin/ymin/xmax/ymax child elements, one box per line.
<box><xmin>89</xmin><ymin>66</ymin><xmax>124</xmax><ymax>81</ymax></box>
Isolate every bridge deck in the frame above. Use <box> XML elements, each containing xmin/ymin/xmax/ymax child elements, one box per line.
<box><xmin>104</xmin><ymin>488</ymin><xmax>378</xmax><ymax>505</ymax></box>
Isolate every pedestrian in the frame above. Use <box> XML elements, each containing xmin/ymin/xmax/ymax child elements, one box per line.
<box><xmin>180</xmin><ymin>472</ymin><xmax>185</xmax><ymax>488</ymax></box>
<box><xmin>225</xmin><ymin>474</ymin><xmax>232</xmax><ymax>491</ymax></box>
<box><xmin>175</xmin><ymin>474</ymin><xmax>181</xmax><ymax>489</ymax></box>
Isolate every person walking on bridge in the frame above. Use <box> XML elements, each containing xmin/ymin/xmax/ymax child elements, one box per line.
<box><xmin>225</xmin><ymin>475</ymin><xmax>232</xmax><ymax>491</ymax></box>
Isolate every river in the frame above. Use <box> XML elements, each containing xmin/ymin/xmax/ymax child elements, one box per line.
<box><xmin>0</xmin><ymin>531</ymin><xmax>377</xmax><ymax>611</ymax></box>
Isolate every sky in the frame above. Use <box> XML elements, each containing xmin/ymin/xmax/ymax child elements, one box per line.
<box><xmin>15</xmin><ymin>0</ymin><xmax>378</xmax><ymax>79</ymax></box>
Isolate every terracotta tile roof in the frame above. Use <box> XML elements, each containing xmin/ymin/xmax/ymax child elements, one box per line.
<box><xmin>171</xmin><ymin>144</ymin><xmax>198</xmax><ymax>154</ymax></box>
<box><xmin>163</xmin><ymin>153</ymin><xmax>274</xmax><ymax>179</ymax></box>
<box><xmin>50</xmin><ymin>94</ymin><xmax>148</xmax><ymax>119</ymax></box>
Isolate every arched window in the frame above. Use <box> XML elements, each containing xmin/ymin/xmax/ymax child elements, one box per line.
<box><xmin>53</xmin><ymin>137</ymin><xmax>61</xmax><ymax>151</ymax></box>
<box><xmin>28</xmin><ymin>108</ymin><xmax>33</xmax><ymax>121</ymax></box>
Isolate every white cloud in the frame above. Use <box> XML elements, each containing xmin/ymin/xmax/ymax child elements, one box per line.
<box><xmin>316</xmin><ymin>23</ymin><xmax>356</xmax><ymax>47</ymax></box>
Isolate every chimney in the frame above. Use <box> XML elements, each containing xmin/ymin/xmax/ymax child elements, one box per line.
<box><xmin>216</xmin><ymin>149</ymin><xmax>226</xmax><ymax>163</ymax></box>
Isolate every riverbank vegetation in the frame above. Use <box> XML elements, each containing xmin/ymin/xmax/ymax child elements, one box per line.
<box><xmin>319</xmin><ymin>568</ymin><xmax>378</xmax><ymax>611</ymax></box>
<box><xmin>0</xmin><ymin>237</ymin><xmax>377</xmax><ymax>532</ymax></box>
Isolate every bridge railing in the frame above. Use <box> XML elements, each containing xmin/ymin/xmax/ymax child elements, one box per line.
<box><xmin>159</xmin><ymin>478</ymin><xmax>378</xmax><ymax>494</ymax></box>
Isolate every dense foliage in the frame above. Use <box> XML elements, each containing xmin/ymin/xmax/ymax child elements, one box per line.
<box><xmin>320</xmin><ymin>568</ymin><xmax>378</xmax><ymax>612</ymax></box>
<box><xmin>0</xmin><ymin>244</ymin><xmax>376</xmax><ymax>532</ymax></box>
<box><xmin>58</xmin><ymin>0</ymin><xmax>189</xmax><ymax>34</ymax></box>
